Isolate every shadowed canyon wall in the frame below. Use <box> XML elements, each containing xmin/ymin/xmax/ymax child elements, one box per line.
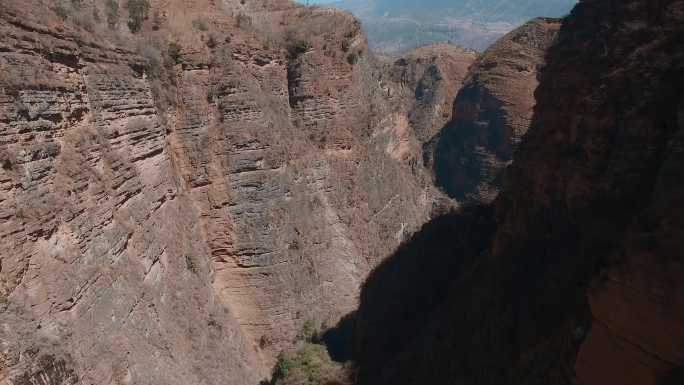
<box><xmin>434</xmin><ymin>17</ymin><xmax>561</xmax><ymax>203</ymax></box>
<box><xmin>348</xmin><ymin>1</ymin><xmax>684</xmax><ymax>385</ymax></box>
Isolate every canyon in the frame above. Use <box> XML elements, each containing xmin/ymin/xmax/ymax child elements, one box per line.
<box><xmin>1</xmin><ymin>0</ymin><xmax>683</xmax><ymax>385</ymax></box>
<box><xmin>0</xmin><ymin>0</ymin><xmax>474</xmax><ymax>383</ymax></box>
<box><xmin>349</xmin><ymin>1</ymin><xmax>684</xmax><ymax>385</ymax></box>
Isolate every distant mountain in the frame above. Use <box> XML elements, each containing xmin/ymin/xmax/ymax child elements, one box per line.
<box><xmin>350</xmin><ymin>0</ymin><xmax>576</xmax><ymax>22</ymax></box>
<box><xmin>310</xmin><ymin>0</ymin><xmax>577</xmax><ymax>53</ymax></box>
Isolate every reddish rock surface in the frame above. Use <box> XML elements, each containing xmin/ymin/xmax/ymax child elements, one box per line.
<box><xmin>496</xmin><ymin>1</ymin><xmax>684</xmax><ymax>383</ymax></box>
<box><xmin>349</xmin><ymin>1</ymin><xmax>684</xmax><ymax>385</ymax></box>
<box><xmin>0</xmin><ymin>0</ymin><xmax>474</xmax><ymax>383</ymax></box>
<box><xmin>434</xmin><ymin>17</ymin><xmax>561</xmax><ymax>203</ymax></box>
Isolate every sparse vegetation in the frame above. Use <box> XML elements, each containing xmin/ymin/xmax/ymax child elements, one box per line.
<box><xmin>125</xmin><ymin>0</ymin><xmax>150</xmax><ymax>33</ymax></box>
<box><xmin>273</xmin><ymin>352</ymin><xmax>294</xmax><ymax>380</ymax></box>
<box><xmin>134</xmin><ymin>40</ymin><xmax>178</xmax><ymax>109</ymax></box>
<box><xmin>271</xmin><ymin>344</ymin><xmax>348</xmax><ymax>385</ymax></box>
<box><xmin>13</xmin><ymin>97</ymin><xmax>29</xmax><ymax>119</ymax></box>
<box><xmin>293</xmin><ymin>40</ymin><xmax>312</xmax><ymax>55</ymax></box>
<box><xmin>52</xmin><ymin>3</ymin><xmax>70</xmax><ymax>20</ymax></box>
<box><xmin>92</xmin><ymin>7</ymin><xmax>101</xmax><ymax>22</ymax></box>
<box><xmin>192</xmin><ymin>17</ymin><xmax>209</xmax><ymax>31</ymax></box>
<box><xmin>284</xmin><ymin>30</ymin><xmax>313</xmax><ymax>58</ymax></box>
<box><xmin>140</xmin><ymin>45</ymin><xmax>162</xmax><ymax>78</ymax></box>
<box><xmin>105</xmin><ymin>0</ymin><xmax>119</xmax><ymax>28</ymax></box>
<box><xmin>235</xmin><ymin>12</ymin><xmax>252</xmax><ymax>28</ymax></box>
<box><xmin>346</xmin><ymin>52</ymin><xmax>358</xmax><ymax>65</ymax></box>
<box><xmin>297</xmin><ymin>320</ymin><xmax>319</xmax><ymax>343</ymax></box>
<box><xmin>152</xmin><ymin>10</ymin><xmax>162</xmax><ymax>30</ymax></box>
<box><xmin>206</xmin><ymin>34</ymin><xmax>217</xmax><ymax>49</ymax></box>
<box><xmin>288</xmin><ymin>239</ymin><xmax>300</xmax><ymax>250</ymax></box>
<box><xmin>206</xmin><ymin>86</ymin><xmax>217</xmax><ymax>102</ymax></box>
<box><xmin>73</xmin><ymin>10</ymin><xmax>95</xmax><ymax>32</ymax></box>
<box><xmin>2</xmin><ymin>158</ymin><xmax>12</xmax><ymax>171</ymax></box>
<box><xmin>168</xmin><ymin>41</ymin><xmax>182</xmax><ymax>63</ymax></box>
<box><xmin>268</xmin><ymin>320</ymin><xmax>352</xmax><ymax>385</ymax></box>
<box><xmin>185</xmin><ymin>255</ymin><xmax>198</xmax><ymax>273</ymax></box>
<box><xmin>50</xmin><ymin>0</ymin><xmax>99</xmax><ymax>31</ymax></box>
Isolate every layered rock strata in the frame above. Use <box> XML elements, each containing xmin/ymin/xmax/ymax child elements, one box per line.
<box><xmin>434</xmin><ymin>17</ymin><xmax>561</xmax><ymax>203</ymax></box>
<box><xmin>0</xmin><ymin>0</ymin><xmax>476</xmax><ymax>383</ymax></box>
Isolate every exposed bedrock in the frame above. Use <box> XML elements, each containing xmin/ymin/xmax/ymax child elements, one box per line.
<box><xmin>0</xmin><ymin>0</ymin><xmax>475</xmax><ymax>383</ymax></box>
<box><xmin>433</xmin><ymin>17</ymin><xmax>561</xmax><ymax>203</ymax></box>
<box><xmin>348</xmin><ymin>1</ymin><xmax>684</xmax><ymax>385</ymax></box>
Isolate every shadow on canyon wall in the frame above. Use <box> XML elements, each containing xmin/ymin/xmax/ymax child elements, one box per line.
<box><xmin>321</xmin><ymin>201</ymin><xmax>594</xmax><ymax>385</ymax></box>
<box><xmin>321</xmin><ymin>205</ymin><xmax>500</xmax><ymax>380</ymax></box>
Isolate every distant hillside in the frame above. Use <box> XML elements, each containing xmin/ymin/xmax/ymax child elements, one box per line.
<box><xmin>310</xmin><ymin>0</ymin><xmax>576</xmax><ymax>53</ymax></box>
<box><xmin>356</xmin><ymin>0</ymin><xmax>576</xmax><ymax>22</ymax></box>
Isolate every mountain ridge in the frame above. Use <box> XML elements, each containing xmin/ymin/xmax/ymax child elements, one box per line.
<box><xmin>308</xmin><ymin>0</ymin><xmax>576</xmax><ymax>53</ymax></box>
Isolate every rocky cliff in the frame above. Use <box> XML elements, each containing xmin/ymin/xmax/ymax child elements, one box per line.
<box><xmin>434</xmin><ymin>17</ymin><xmax>561</xmax><ymax>203</ymax></box>
<box><xmin>507</xmin><ymin>1</ymin><xmax>684</xmax><ymax>383</ymax></box>
<box><xmin>3</xmin><ymin>0</ymin><xmax>680</xmax><ymax>384</ymax></box>
<box><xmin>349</xmin><ymin>0</ymin><xmax>684</xmax><ymax>384</ymax></box>
<box><xmin>0</xmin><ymin>0</ymin><xmax>475</xmax><ymax>384</ymax></box>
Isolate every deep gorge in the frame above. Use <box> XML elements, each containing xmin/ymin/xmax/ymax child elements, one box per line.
<box><xmin>0</xmin><ymin>1</ymin><xmax>683</xmax><ymax>385</ymax></box>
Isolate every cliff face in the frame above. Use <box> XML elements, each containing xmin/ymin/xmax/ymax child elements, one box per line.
<box><xmin>0</xmin><ymin>2</ymin><xmax>264</xmax><ymax>384</ymax></box>
<box><xmin>434</xmin><ymin>17</ymin><xmax>561</xmax><ymax>203</ymax></box>
<box><xmin>0</xmin><ymin>0</ymin><xmax>475</xmax><ymax>384</ymax></box>
<box><xmin>4</xmin><ymin>0</ymin><xmax>680</xmax><ymax>384</ymax></box>
<box><xmin>394</xmin><ymin>44</ymin><xmax>477</xmax><ymax>144</ymax></box>
<box><xmin>350</xmin><ymin>0</ymin><xmax>684</xmax><ymax>384</ymax></box>
<box><xmin>499</xmin><ymin>1</ymin><xmax>684</xmax><ymax>384</ymax></box>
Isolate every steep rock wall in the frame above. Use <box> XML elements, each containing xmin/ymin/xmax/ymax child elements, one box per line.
<box><xmin>434</xmin><ymin>17</ymin><xmax>560</xmax><ymax>203</ymax></box>
<box><xmin>0</xmin><ymin>0</ymin><xmax>475</xmax><ymax>383</ymax></box>
<box><xmin>349</xmin><ymin>1</ymin><xmax>684</xmax><ymax>384</ymax></box>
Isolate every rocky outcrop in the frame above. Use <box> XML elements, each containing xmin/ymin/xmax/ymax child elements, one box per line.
<box><xmin>434</xmin><ymin>17</ymin><xmax>561</xmax><ymax>203</ymax></box>
<box><xmin>0</xmin><ymin>0</ymin><xmax>475</xmax><ymax>384</ymax></box>
<box><xmin>0</xmin><ymin>3</ymin><xmax>263</xmax><ymax>384</ymax></box>
<box><xmin>395</xmin><ymin>44</ymin><xmax>477</xmax><ymax>143</ymax></box>
<box><xmin>348</xmin><ymin>0</ymin><xmax>684</xmax><ymax>384</ymax></box>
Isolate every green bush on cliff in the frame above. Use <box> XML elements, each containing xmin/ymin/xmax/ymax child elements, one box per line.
<box><xmin>273</xmin><ymin>353</ymin><xmax>294</xmax><ymax>380</ymax></box>
<box><xmin>0</xmin><ymin>292</ymin><xmax>8</xmax><ymax>312</ymax></box>
<box><xmin>168</xmin><ymin>41</ymin><xmax>182</xmax><ymax>63</ymax></box>
<box><xmin>292</xmin><ymin>40</ymin><xmax>312</xmax><ymax>55</ymax></box>
<box><xmin>272</xmin><ymin>344</ymin><xmax>339</xmax><ymax>385</ymax></box>
<box><xmin>126</xmin><ymin>0</ymin><xmax>150</xmax><ymax>33</ymax></box>
<box><xmin>297</xmin><ymin>320</ymin><xmax>319</xmax><ymax>342</ymax></box>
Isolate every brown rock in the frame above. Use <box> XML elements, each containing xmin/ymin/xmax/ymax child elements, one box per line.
<box><xmin>348</xmin><ymin>1</ymin><xmax>684</xmax><ymax>385</ymax></box>
<box><xmin>434</xmin><ymin>17</ymin><xmax>561</xmax><ymax>203</ymax></box>
<box><xmin>495</xmin><ymin>0</ymin><xmax>684</xmax><ymax>384</ymax></box>
<box><xmin>0</xmin><ymin>0</ymin><xmax>475</xmax><ymax>383</ymax></box>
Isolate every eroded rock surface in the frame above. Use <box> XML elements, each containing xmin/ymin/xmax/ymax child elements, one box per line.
<box><xmin>0</xmin><ymin>0</ymin><xmax>474</xmax><ymax>383</ymax></box>
<box><xmin>349</xmin><ymin>1</ymin><xmax>684</xmax><ymax>384</ymax></box>
<box><xmin>434</xmin><ymin>17</ymin><xmax>561</xmax><ymax>203</ymax></box>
